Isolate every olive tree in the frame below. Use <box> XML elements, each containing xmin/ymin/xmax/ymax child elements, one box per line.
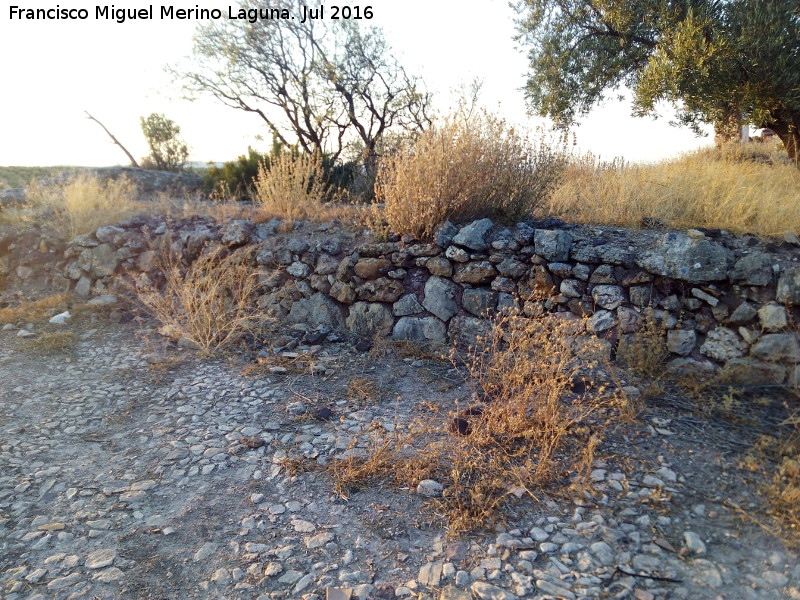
<box><xmin>515</xmin><ymin>0</ymin><xmax>800</xmax><ymax>163</ymax></box>
<box><xmin>140</xmin><ymin>113</ymin><xmax>189</xmax><ymax>171</ymax></box>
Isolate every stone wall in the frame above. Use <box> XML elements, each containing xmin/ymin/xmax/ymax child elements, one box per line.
<box><xmin>6</xmin><ymin>214</ymin><xmax>800</xmax><ymax>385</ymax></box>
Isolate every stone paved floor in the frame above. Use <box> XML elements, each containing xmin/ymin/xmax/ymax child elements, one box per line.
<box><xmin>1</xmin><ymin>323</ymin><xmax>798</xmax><ymax>600</ymax></box>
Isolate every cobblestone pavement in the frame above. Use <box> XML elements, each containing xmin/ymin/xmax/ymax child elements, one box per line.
<box><xmin>1</xmin><ymin>323</ymin><xmax>798</xmax><ymax>600</ymax></box>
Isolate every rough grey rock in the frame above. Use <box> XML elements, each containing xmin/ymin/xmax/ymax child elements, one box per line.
<box><xmin>589</xmin><ymin>264</ymin><xmax>615</xmax><ymax>284</ymax></box>
<box><xmin>758</xmin><ymin>303</ymin><xmax>788</xmax><ymax>331</ymax></box>
<box><xmin>355</xmin><ymin>278</ymin><xmax>404</xmax><ymax>303</ymax></box>
<box><xmin>776</xmin><ymin>268</ymin><xmax>800</xmax><ymax>305</ymax></box>
<box><xmin>287</xmin><ymin>261</ymin><xmax>312</xmax><ymax>278</ymax></box>
<box><xmin>91</xmin><ymin>244</ymin><xmax>119</xmax><ymax>277</ymax></box>
<box><xmin>534</xmin><ymin>229</ymin><xmax>572</xmax><ymax>261</ymax></box>
<box><xmin>452</xmin><ymin>218</ymin><xmax>493</xmax><ymax>251</ymax></box>
<box><xmin>445</xmin><ymin>245</ymin><xmax>470</xmax><ymax>263</ymax></box>
<box><xmin>719</xmin><ymin>358</ymin><xmax>787</xmax><ymax>384</ymax></box>
<box><xmin>729</xmin><ymin>252</ymin><xmax>773</xmax><ymax>286</ymax></box>
<box><xmin>346</xmin><ymin>302</ymin><xmax>394</xmax><ymax>338</ymax></box>
<box><xmin>637</xmin><ymin>232</ymin><xmax>735</xmax><ymax>283</ymax></box>
<box><xmin>393</xmin><ymin>294</ymin><xmax>425</xmax><ymax>317</ymax></box>
<box><xmin>729</xmin><ymin>301</ymin><xmax>758</xmax><ymax>325</ymax></box>
<box><xmin>588</xmin><ymin>310</ymin><xmax>615</xmax><ymax>332</ymax></box>
<box><xmin>560</xmin><ymin>279</ymin><xmax>584</xmax><ymax>298</ymax></box>
<box><xmin>496</xmin><ymin>258</ymin><xmax>528</xmax><ymax>279</ymax></box>
<box><xmin>426</xmin><ymin>256</ymin><xmax>453</xmax><ymax>278</ymax></box>
<box><xmin>423</xmin><ymin>276</ymin><xmax>460</xmax><ymax>321</ymax></box>
<box><xmin>416</xmin><ymin>479</ymin><xmax>444</xmax><ymax>497</ymax></box>
<box><xmin>462</xmin><ymin>288</ymin><xmax>498</xmax><ymax>317</ymax></box>
<box><xmin>219</xmin><ymin>220</ymin><xmax>254</xmax><ymax>246</ymax></box>
<box><xmin>95</xmin><ymin>225</ymin><xmax>125</xmax><ymax>244</ymax></box>
<box><xmin>449</xmin><ymin>315</ymin><xmax>492</xmax><ymax>349</ymax></box>
<box><xmin>453</xmin><ymin>261</ymin><xmax>497</xmax><ymax>285</ymax></box>
<box><xmin>629</xmin><ymin>285</ymin><xmax>653</xmax><ymax>308</ymax></box>
<box><xmin>750</xmin><ymin>334</ymin><xmax>800</xmax><ymax>362</ymax></box>
<box><xmin>433</xmin><ymin>221</ymin><xmax>459</xmax><ymax>248</ymax></box>
<box><xmin>700</xmin><ymin>327</ymin><xmax>747</xmax><ymax>361</ymax></box>
<box><xmin>592</xmin><ymin>285</ymin><xmax>626</xmax><ymax>310</ymax></box>
<box><xmin>287</xmin><ymin>293</ymin><xmax>347</xmax><ymax>330</ymax></box>
<box><xmin>393</xmin><ymin>316</ymin><xmax>447</xmax><ymax>343</ymax></box>
<box><xmin>667</xmin><ymin>329</ymin><xmax>697</xmax><ymax>356</ymax></box>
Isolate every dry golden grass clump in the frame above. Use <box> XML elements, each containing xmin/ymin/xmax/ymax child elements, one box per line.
<box><xmin>347</xmin><ymin>376</ymin><xmax>380</xmax><ymax>406</ymax></box>
<box><xmin>0</xmin><ymin>293</ymin><xmax>72</xmax><ymax>325</ymax></box>
<box><xmin>329</xmin><ymin>307</ymin><xmax>621</xmax><ymax>531</ymax></box>
<box><xmin>764</xmin><ymin>407</ymin><xmax>800</xmax><ymax>546</ymax></box>
<box><xmin>19</xmin><ymin>331</ymin><xmax>77</xmax><ymax>353</ymax></box>
<box><xmin>617</xmin><ymin>308</ymin><xmax>669</xmax><ymax>379</ymax></box>
<box><xmin>131</xmin><ymin>245</ymin><xmax>270</xmax><ymax>357</ymax></box>
<box><xmin>375</xmin><ymin>111</ymin><xmax>566</xmax><ymax>240</ymax></box>
<box><xmin>253</xmin><ymin>151</ymin><xmax>331</xmax><ymax>222</ymax></box>
<box><xmin>550</xmin><ymin>141</ymin><xmax>800</xmax><ymax>236</ymax></box>
<box><xmin>24</xmin><ymin>174</ymin><xmax>143</xmax><ymax>239</ymax></box>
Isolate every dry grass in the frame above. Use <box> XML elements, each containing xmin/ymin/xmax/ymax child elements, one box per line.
<box><xmin>617</xmin><ymin>309</ymin><xmax>669</xmax><ymax>379</ymax></box>
<box><xmin>0</xmin><ymin>293</ymin><xmax>72</xmax><ymax>324</ymax></box>
<box><xmin>242</xmin><ymin>351</ymin><xmax>319</xmax><ymax>376</ymax></box>
<box><xmin>375</xmin><ymin>111</ymin><xmax>566</xmax><ymax>240</ymax></box>
<box><xmin>347</xmin><ymin>377</ymin><xmax>380</xmax><ymax>406</ymax></box>
<box><xmin>550</xmin><ymin>142</ymin><xmax>800</xmax><ymax>236</ymax></box>
<box><xmin>764</xmin><ymin>407</ymin><xmax>800</xmax><ymax>546</ymax></box>
<box><xmin>19</xmin><ymin>331</ymin><xmax>77</xmax><ymax>352</ymax></box>
<box><xmin>22</xmin><ymin>174</ymin><xmax>144</xmax><ymax>239</ymax></box>
<box><xmin>369</xmin><ymin>338</ymin><xmax>449</xmax><ymax>362</ymax></box>
<box><xmin>253</xmin><ymin>151</ymin><xmax>331</xmax><ymax>222</ymax></box>
<box><xmin>329</xmin><ymin>307</ymin><xmax>621</xmax><ymax>532</ymax></box>
<box><xmin>130</xmin><ymin>244</ymin><xmax>271</xmax><ymax>357</ymax></box>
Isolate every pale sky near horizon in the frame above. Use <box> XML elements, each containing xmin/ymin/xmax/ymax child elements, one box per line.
<box><xmin>0</xmin><ymin>0</ymin><xmax>714</xmax><ymax>167</ymax></box>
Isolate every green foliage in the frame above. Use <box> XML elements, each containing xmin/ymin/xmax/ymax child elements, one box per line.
<box><xmin>204</xmin><ymin>138</ymin><xmax>357</xmax><ymax>200</ymax></box>
<box><xmin>140</xmin><ymin>113</ymin><xmax>189</xmax><ymax>172</ymax></box>
<box><xmin>204</xmin><ymin>147</ymin><xmax>269</xmax><ymax>197</ymax></box>
<box><xmin>516</xmin><ymin>0</ymin><xmax>800</xmax><ymax>161</ymax></box>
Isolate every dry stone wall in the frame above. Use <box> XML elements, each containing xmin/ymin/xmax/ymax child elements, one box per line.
<box><xmin>5</xmin><ymin>214</ymin><xmax>800</xmax><ymax>385</ymax></box>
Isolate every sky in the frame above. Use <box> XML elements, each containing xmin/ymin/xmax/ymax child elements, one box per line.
<box><xmin>0</xmin><ymin>0</ymin><xmax>714</xmax><ymax>167</ymax></box>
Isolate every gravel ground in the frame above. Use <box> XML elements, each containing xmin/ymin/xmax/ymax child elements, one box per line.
<box><xmin>1</xmin><ymin>320</ymin><xmax>798</xmax><ymax>600</ymax></box>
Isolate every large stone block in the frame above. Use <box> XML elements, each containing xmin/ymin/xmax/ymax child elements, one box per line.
<box><xmin>448</xmin><ymin>315</ymin><xmax>492</xmax><ymax>350</ymax></box>
<box><xmin>750</xmin><ymin>333</ymin><xmax>800</xmax><ymax>362</ymax></box>
<box><xmin>453</xmin><ymin>261</ymin><xmax>497</xmax><ymax>285</ymax></box>
<box><xmin>346</xmin><ymin>302</ymin><xmax>394</xmax><ymax>338</ymax></box>
<box><xmin>637</xmin><ymin>232</ymin><xmax>735</xmax><ymax>283</ymax></box>
<box><xmin>393</xmin><ymin>316</ymin><xmax>447</xmax><ymax>343</ymax></box>
<box><xmin>777</xmin><ymin>267</ymin><xmax>800</xmax><ymax>305</ymax></box>
<box><xmin>700</xmin><ymin>327</ymin><xmax>747</xmax><ymax>361</ymax></box>
<box><xmin>533</xmin><ymin>229</ymin><xmax>572</xmax><ymax>261</ymax></box>
<box><xmin>451</xmin><ymin>218</ymin><xmax>493</xmax><ymax>251</ymax></box>
<box><xmin>719</xmin><ymin>358</ymin><xmax>786</xmax><ymax>384</ymax></box>
<box><xmin>422</xmin><ymin>276</ymin><xmax>460</xmax><ymax>321</ymax></box>
<box><xmin>462</xmin><ymin>288</ymin><xmax>498</xmax><ymax>317</ymax></box>
<box><xmin>287</xmin><ymin>292</ymin><xmax>346</xmax><ymax>330</ymax></box>
<box><xmin>729</xmin><ymin>252</ymin><xmax>773</xmax><ymax>286</ymax></box>
<box><xmin>591</xmin><ymin>285</ymin><xmax>626</xmax><ymax>310</ymax></box>
<box><xmin>356</xmin><ymin>278</ymin><xmax>404</xmax><ymax>303</ymax></box>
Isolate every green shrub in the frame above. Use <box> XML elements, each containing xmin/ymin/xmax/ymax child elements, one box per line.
<box><xmin>204</xmin><ymin>147</ymin><xmax>268</xmax><ymax>198</ymax></box>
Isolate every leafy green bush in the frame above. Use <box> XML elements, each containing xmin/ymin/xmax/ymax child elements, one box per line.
<box><xmin>205</xmin><ymin>141</ymin><xmax>357</xmax><ymax>201</ymax></box>
<box><xmin>140</xmin><ymin>113</ymin><xmax>189</xmax><ymax>172</ymax></box>
<box><xmin>204</xmin><ymin>147</ymin><xmax>268</xmax><ymax>198</ymax></box>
